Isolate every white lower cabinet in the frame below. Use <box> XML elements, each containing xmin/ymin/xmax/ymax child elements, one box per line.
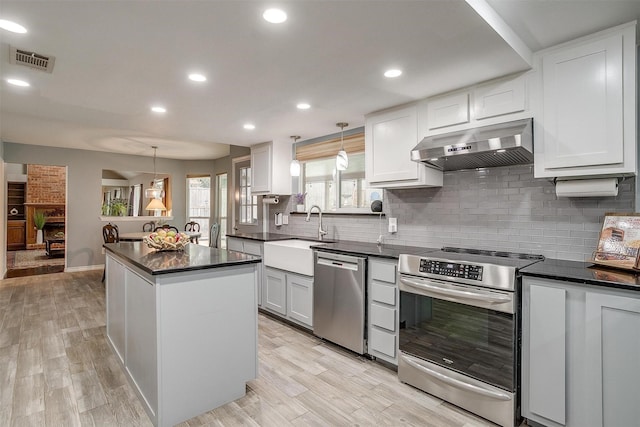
<box><xmin>367</xmin><ymin>258</ymin><xmax>398</xmax><ymax>365</ymax></box>
<box><xmin>264</xmin><ymin>267</ymin><xmax>286</xmax><ymax>316</ymax></box>
<box><xmin>227</xmin><ymin>237</ymin><xmax>264</xmax><ymax>307</ymax></box>
<box><xmin>522</xmin><ymin>276</ymin><xmax>640</xmax><ymax>427</ymax></box>
<box><xmin>264</xmin><ymin>266</ymin><xmax>313</xmax><ymax>329</ymax></box>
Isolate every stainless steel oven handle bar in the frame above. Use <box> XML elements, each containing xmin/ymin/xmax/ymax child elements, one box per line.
<box><xmin>401</xmin><ymin>355</ymin><xmax>511</xmax><ymax>401</ymax></box>
<box><xmin>399</xmin><ymin>276</ymin><xmax>511</xmax><ymax>304</ymax></box>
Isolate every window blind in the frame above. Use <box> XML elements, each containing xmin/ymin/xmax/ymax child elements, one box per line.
<box><xmin>295</xmin><ymin>132</ymin><xmax>364</xmax><ymax>162</ymax></box>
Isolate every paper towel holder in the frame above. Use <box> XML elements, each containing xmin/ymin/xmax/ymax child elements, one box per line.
<box><xmin>554</xmin><ymin>177</ymin><xmax>620</xmax><ymax>198</ymax></box>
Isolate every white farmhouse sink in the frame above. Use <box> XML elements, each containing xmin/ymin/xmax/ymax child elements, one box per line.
<box><xmin>263</xmin><ymin>240</ymin><xmax>319</xmax><ymax>276</ymax></box>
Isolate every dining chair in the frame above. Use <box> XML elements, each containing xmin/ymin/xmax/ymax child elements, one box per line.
<box><xmin>184</xmin><ymin>221</ymin><xmax>200</xmax><ymax>244</ymax></box>
<box><xmin>155</xmin><ymin>224</ymin><xmax>179</xmax><ymax>234</ymax></box>
<box><xmin>142</xmin><ymin>221</ymin><xmax>155</xmax><ymax>232</ymax></box>
<box><xmin>102</xmin><ymin>223</ymin><xmax>119</xmax><ymax>282</ymax></box>
<box><xmin>209</xmin><ymin>222</ymin><xmax>220</xmax><ymax>248</ymax></box>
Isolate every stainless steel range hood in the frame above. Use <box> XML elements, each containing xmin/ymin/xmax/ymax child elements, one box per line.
<box><xmin>411</xmin><ymin>118</ymin><xmax>533</xmax><ymax>171</ymax></box>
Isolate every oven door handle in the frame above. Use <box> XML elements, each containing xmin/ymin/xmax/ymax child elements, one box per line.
<box><xmin>402</xmin><ymin>355</ymin><xmax>511</xmax><ymax>401</ymax></box>
<box><xmin>399</xmin><ymin>277</ymin><xmax>511</xmax><ymax>304</ymax></box>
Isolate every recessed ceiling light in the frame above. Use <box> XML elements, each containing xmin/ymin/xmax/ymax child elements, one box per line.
<box><xmin>263</xmin><ymin>8</ymin><xmax>287</xmax><ymax>24</ymax></box>
<box><xmin>7</xmin><ymin>78</ymin><xmax>29</xmax><ymax>87</ymax></box>
<box><xmin>384</xmin><ymin>69</ymin><xmax>402</xmax><ymax>78</ymax></box>
<box><xmin>243</xmin><ymin>123</ymin><xmax>256</xmax><ymax>130</ymax></box>
<box><xmin>188</xmin><ymin>73</ymin><xmax>207</xmax><ymax>82</ymax></box>
<box><xmin>151</xmin><ymin>106</ymin><xmax>167</xmax><ymax>113</ymax></box>
<box><xmin>296</xmin><ymin>103</ymin><xmax>311</xmax><ymax>110</ymax></box>
<box><xmin>0</xmin><ymin>19</ymin><xmax>27</xmax><ymax>34</ymax></box>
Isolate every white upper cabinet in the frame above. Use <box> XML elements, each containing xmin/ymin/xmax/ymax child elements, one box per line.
<box><xmin>251</xmin><ymin>140</ymin><xmax>292</xmax><ymax>195</ymax></box>
<box><xmin>533</xmin><ymin>22</ymin><xmax>636</xmax><ymax>178</ymax></box>
<box><xmin>365</xmin><ymin>104</ymin><xmax>443</xmax><ymax>188</ymax></box>
<box><xmin>473</xmin><ymin>75</ymin><xmax>526</xmax><ymax>120</ymax></box>
<box><xmin>417</xmin><ymin>72</ymin><xmax>532</xmax><ymax>141</ymax></box>
<box><xmin>426</xmin><ymin>93</ymin><xmax>469</xmax><ymax>130</ymax></box>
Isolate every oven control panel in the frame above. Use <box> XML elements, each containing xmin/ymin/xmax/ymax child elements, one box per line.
<box><xmin>419</xmin><ymin>259</ymin><xmax>483</xmax><ymax>280</ymax></box>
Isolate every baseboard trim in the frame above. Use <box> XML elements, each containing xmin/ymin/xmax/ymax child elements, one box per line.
<box><xmin>65</xmin><ymin>265</ymin><xmax>103</xmax><ymax>273</ymax></box>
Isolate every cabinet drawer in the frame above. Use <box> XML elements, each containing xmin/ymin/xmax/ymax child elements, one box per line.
<box><xmin>370</xmin><ymin>261</ymin><xmax>396</xmax><ymax>284</ymax></box>
<box><xmin>243</xmin><ymin>241</ymin><xmax>262</xmax><ymax>256</ymax></box>
<box><xmin>371</xmin><ymin>282</ymin><xmax>396</xmax><ymax>306</ymax></box>
<box><xmin>370</xmin><ymin>303</ymin><xmax>396</xmax><ymax>332</ymax></box>
<box><xmin>370</xmin><ymin>327</ymin><xmax>396</xmax><ymax>359</ymax></box>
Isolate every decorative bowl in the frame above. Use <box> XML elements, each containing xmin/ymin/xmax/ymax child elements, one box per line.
<box><xmin>143</xmin><ymin>231</ymin><xmax>191</xmax><ymax>251</ymax></box>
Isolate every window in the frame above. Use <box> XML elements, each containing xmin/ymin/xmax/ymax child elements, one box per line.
<box><xmin>239</xmin><ymin>166</ymin><xmax>257</xmax><ymax>224</ymax></box>
<box><xmin>298</xmin><ymin>131</ymin><xmax>382</xmax><ymax>212</ymax></box>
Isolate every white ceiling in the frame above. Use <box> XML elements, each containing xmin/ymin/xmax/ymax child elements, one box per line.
<box><xmin>0</xmin><ymin>1</ymin><xmax>638</xmax><ymax>160</ymax></box>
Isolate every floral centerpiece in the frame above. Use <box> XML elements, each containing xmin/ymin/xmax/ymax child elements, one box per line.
<box><xmin>294</xmin><ymin>192</ymin><xmax>306</xmax><ymax>212</ymax></box>
<box><xmin>143</xmin><ymin>229</ymin><xmax>191</xmax><ymax>251</ymax></box>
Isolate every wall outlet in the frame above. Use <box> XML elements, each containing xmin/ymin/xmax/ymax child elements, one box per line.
<box><xmin>388</xmin><ymin>217</ymin><xmax>397</xmax><ymax>233</ymax></box>
<box><xmin>283</xmin><ymin>215</ymin><xmax>289</xmax><ymax>225</ymax></box>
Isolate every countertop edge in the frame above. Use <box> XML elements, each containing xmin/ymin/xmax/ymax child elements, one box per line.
<box><xmin>104</xmin><ymin>244</ymin><xmax>262</xmax><ymax>276</ymax></box>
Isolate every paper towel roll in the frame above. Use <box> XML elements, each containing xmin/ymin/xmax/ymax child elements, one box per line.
<box><xmin>262</xmin><ymin>196</ymin><xmax>279</xmax><ymax>205</ymax></box>
<box><xmin>555</xmin><ymin>178</ymin><xmax>618</xmax><ymax>197</ymax></box>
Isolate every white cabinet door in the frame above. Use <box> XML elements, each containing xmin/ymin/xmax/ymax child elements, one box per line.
<box><xmin>250</xmin><ymin>141</ymin><xmax>292</xmax><ymax>195</ymax></box>
<box><xmin>264</xmin><ymin>267</ymin><xmax>287</xmax><ymax>316</ymax></box>
<box><xmin>533</xmin><ymin>22</ymin><xmax>636</xmax><ymax>178</ymax></box>
<box><xmin>125</xmin><ymin>269</ymin><xmax>158</xmax><ymax>416</ymax></box>
<box><xmin>366</xmin><ymin>105</ymin><xmax>443</xmax><ymax>188</ymax></box>
<box><xmin>426</xmin><ymin>92</ymin><xmax>469</xmax><ymax>129</ymax></box>
<box><xmin>473</xmin><ymin>75</ymin><xmax>526</xmax><ymax>120</ymax></box>
<box><xmin>286</xmin><ymin>273</ymin><xmax>313</xmax><ymax>327</ymax></box>
<box><xmin>106</xmin><ymin>255</ymin><xmax>126</xmax><ymax>364</ymax></box>
<box><xmin>541</xmin><ymin>33</ymin><xmax>623</xmax><ymax>170</ymax></box>
<box><xmin>585</xmin><ymin>291</ymin><xmax>640</xmax><ymax>427</ymax></box>
<box><xmin>250</xmin><ymin>143</ymin><xmax>272</xmax><ymax>194</ymax></box>
<box><xmin>523</xmin><ymin>281</ymin><xmax>567</xmax><ymax>426</ymax></box>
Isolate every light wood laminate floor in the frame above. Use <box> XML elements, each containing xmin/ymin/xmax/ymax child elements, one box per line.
<box><xmin>0</xmin><ymin>270</ymin><xmax>509</xmax><ymax>426</ymax></box>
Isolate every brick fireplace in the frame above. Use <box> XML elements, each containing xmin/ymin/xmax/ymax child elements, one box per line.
<box><xmin>25</xmin><ymin>164</ymin><xmax>66</xmax><ymax>250</ymax></box>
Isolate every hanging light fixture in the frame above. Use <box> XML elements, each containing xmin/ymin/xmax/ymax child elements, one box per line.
<box><xmin>336</xmin><ymin>122</ymin><xmax>349</xmax><ymax>171</ymax></box>
<box><xmin>144</xmin><ymin>146</ymin><xmax>167</xmax><ymax>212</ymax></box>
<box><xmin>290</xmin><ymin>135</ymin><xmax>301</xmax><ymax>176</ymax></box>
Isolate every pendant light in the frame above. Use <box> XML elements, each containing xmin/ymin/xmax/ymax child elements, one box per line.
<box><xmin>144</xmin><ymin>146</ymin><xmax>167</xmax><ymax>212</ymax></box>
<box><xmin>336</xmin><ymin>122</ymin><xmax>349</xmax><ymax>171</ymax></box>
<box><xmin>290</xmin><ymin>135</ymin><xmax>301</xmax><ymax>177</ymax></box>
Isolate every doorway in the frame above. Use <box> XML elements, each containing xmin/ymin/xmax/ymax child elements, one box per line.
<box><xmin>186</xmin><ymin>175</ymin><xmax>211</xmax><ymax>246</ymax></box>
<box><xmin>5</xmin><ymin>163</ymin><xmax>67</xmax><ymax>278</ymax></box>
<box><xmin>232</xmin><ymin>156</ymin><xmax>260</xmax><ymax>234</ymax></box>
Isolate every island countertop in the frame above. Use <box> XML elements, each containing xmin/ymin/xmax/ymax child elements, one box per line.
<box><xmin>104</xmin><ymin>242</ymin><xmax>261</xmax><ymax>275</ymax></box>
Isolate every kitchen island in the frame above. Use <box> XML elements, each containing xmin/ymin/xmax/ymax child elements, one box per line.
<box><xmin>103</xmin><ymin>242</ymin><xmax>261</xmax><ymax>427</ymax></box>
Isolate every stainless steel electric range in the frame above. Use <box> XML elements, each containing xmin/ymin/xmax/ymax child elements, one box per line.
<box><xmin>397</xmin><ymin>247</ymin><xmax>544</xmax><ymax>427</ymax></box>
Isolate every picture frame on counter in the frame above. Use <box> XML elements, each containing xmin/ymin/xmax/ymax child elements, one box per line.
<box><xmin>592</xmin><ymin>212</ymin><xmax>640</xmax><ymax>271</ymax></box>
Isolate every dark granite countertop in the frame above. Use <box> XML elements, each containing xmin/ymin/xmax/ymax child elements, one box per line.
<box><xmin>312</xmin><ymin>240</ymin><xmax>437</xmax><ymax>260</ymax></box>
<box><xmin>520</xmin><ymin>258</ymin><xmax>640</xmax><ymax>292</ymax></box>
<box><xmin>104</xmin><ymin>242</ymin><xmax>261</xmax><ymax>276</ymax></box>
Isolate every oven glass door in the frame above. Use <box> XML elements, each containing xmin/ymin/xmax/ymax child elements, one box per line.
<box><xmin>399</xmin><ymin>290</ymin><xmax>515</xmax><ymax>391</ymax></box>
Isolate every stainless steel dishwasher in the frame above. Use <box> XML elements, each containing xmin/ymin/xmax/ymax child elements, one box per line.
<box><xmin>313</xmin><ymin>251</ymin><xmax>367</xmax><ymax>354</ymax></box>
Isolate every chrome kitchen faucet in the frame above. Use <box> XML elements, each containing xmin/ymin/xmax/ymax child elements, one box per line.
<box><xmin>305</xmin><ymin>205</ymin><xmax>328</xmax><ymax>240</ymax></box>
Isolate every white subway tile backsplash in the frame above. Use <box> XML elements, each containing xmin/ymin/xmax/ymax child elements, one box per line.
<box><xmin>270</xmin><ymin>165</ymin><xmax>635</xmax><ymax>261</ymax></box>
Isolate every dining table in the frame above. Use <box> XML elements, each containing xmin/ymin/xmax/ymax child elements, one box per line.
<box><xmin>119</xmin><ymin>231</ymin><xmax>202</xmax><ymax>243</ymax></box>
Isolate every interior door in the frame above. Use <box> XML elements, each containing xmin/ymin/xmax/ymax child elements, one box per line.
<box><xmin>233</xmin><ymin>158</ymin><xmax>261</xmax><ymax>234</ymax></box>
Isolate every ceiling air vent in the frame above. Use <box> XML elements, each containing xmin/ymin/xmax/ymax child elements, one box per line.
<box><xmin>9</xmin><ymin>45</ymin><xmax>55</xmax><ymax>73</ymax></box>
